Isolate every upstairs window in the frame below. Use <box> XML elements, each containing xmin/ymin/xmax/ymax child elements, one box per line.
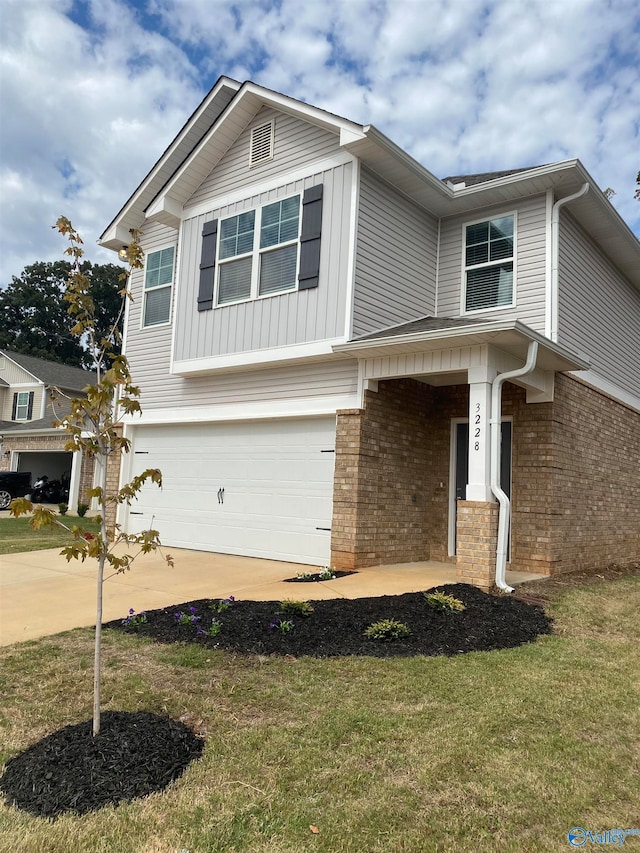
<box><xmin>13</xmin><ymin>391</ymin><xmax>33</xmax><ymax>420</ymax></box>
<box><xmin>464</xmin><ymin>214</ymin><xmax>515</xmax><ymax>312</ymax></box>
<box><xmin>217</xmin><ymin>195</ymin><xmax>301</xmax><ymax>305</ymax></box>
<box><xmin>143</xmin><ymin>246</ymin><xmax>175</xmax><ymax>327</ymax></box>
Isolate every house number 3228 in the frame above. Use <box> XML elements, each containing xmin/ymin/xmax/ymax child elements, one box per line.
<box><xmin>474</xmin><ymin>403</ymin><xmax>481</xmax><ymax>451</ymax></box>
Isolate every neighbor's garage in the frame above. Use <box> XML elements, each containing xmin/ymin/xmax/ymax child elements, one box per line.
<box><xmin>124</xmin><ymin>417</ymin><xmax>336</xmax><ymax>565</ymax></box>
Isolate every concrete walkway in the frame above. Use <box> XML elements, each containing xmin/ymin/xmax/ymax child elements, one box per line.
<box><xmin>0</xmin><ymin>546</ymin><xmax>544</xmax><ymax>646</ymax></box>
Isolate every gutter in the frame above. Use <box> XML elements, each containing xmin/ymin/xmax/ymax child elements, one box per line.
<box><xmin>491</xmin><ymin>341</ymin><xmax>539</xmax><ymax>592</ymax></box>
<box><xmin>550</xmin><ymin>183</ymin><xmax>589</xmax><ymax>341</ymax></box>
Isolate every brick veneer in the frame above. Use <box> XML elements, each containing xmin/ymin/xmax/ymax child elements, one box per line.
<box><xmin>455</xmin><ymin>501</ymin><xmax>499</xmax><ymax>589</ymax></box>
<box><xmin>330</xmin><ymin>372</ymin><xmax>639</xmax><ymax>579</ymax></box>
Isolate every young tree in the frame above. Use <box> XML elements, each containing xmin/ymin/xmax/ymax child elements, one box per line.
<box><xmin>10</xmin><ymin>218</ymin><xmax>172</xmax><ymax>737</ymax></box>
<box><xmin>0</xmin><ymin>259</ymin><xmax>126</xmax><ymax>368</ymax></box>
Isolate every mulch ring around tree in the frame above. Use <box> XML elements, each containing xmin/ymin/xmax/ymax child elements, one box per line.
<box><xmin>0</xmin><ymin>711</ymin><xmax>204</xmax><ymax>820</ymax></box>
<box><xmin>105</xmin><ymin>582</ymin><xmax>553</xmax><ymax>659</ymax></box>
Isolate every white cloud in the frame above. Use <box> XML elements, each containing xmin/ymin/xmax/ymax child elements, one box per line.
<box><xmin>1</xmin><ymin>0</ymin><xmax>638</xmax><ymax>286</ymax></box>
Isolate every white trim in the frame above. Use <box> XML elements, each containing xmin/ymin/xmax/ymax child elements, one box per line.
<box><xmin>172</xmin><ymin>338</ymin><xmax>348</xmax><ymax>375</ymax></box>
<box><xmin>181</xmin><ymin>152</ymin><xmax>355</xmax><ymax>221</ymax></box>
<box><xmin>544</xmin><ymin>189</ymin><xmax>554</xmax><ymax>338</ymax></box>
<box><xmin>119</xmin><ymin>393</ymin><xmax>357</xmax><ymax>426</ymax></box>
<box><xmin>460</xmin><ymin>210</ymin><xmax>517</xmax><ymax>315</ymax></box>
<box><xmin>570</xmin><ymin>370</ymin><xmax>640</xmax><ymax>414</ymax></box>
<box><xmin>141</xmin><ymin>244</ymin><xmax>177</xmax><ymax>329</ymax></box>
<box><xmin>344</xmin><ymin>157</ymin><xmax>360</xmax><ymax>341</ymax></box>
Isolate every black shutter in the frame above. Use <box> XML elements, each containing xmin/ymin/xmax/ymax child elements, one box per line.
<box><xmin>27</xmin><ymin>392</ymin><xmax>34</xmax><ymax>420</ymax></box>
<box><xmin>11</xmin><ymin>393</ymin><xmax>17</xmax><ymax>420</ymax></box>
<box><xmin>298</xmin><ymin>184</ymin><xmax>323</xmax><ymax>290</ymax></box>
<box><xmin>197</xmin><ymin>218</ymin><xmax>218</xmax><ymax>311</ymax></box>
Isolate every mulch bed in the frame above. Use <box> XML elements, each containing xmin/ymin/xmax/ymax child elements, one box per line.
<box><xmin>283</xmin><ymin>570</ymin><xmax>357</xmax><ymax>582</ymax></box>
<box><xmin>0</xmin><ymin>711</ymin><xmax>204</xmax><ymax>819</ymax></box>
<box><xmin>0</xmin><ymin>582</ymin><xmax>553</xmax><ymax>820</ymax></box>
<box><xmin>105</xmin><ymin>582</ymin><xmax>552</xmax><ymax>659</ymax></box>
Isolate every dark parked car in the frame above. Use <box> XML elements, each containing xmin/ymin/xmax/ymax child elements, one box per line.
<box><xmin>0</xmin><ymin>471</ymin><xmax>32</xmax><ymax>510</ymax></box>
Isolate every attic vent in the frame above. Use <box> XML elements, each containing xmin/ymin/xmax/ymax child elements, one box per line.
<box><xmin>249</xmin><ymin>120</ymin><xmax>274</xmax><ymax>166</ymax></box>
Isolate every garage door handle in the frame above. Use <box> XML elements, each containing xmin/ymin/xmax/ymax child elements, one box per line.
<box><xmin>217</xmin><ymin>487</ymin><xmax>224</xmax><ymax>504</ymax></box>
<box><xmin>315</xmin><ymin>527</ymin><xmax>331</xmax><ymax>531</ymax></box>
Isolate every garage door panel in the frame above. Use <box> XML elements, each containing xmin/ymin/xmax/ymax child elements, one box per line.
<box><xmin>126</xmin><ymin>417</ymin><xmax>335</xmax><ymax>565</ymax></box>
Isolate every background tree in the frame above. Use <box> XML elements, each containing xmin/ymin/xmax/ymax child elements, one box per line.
<box><xmin>0</xmin><ymin>260</ymin><xmax>125</xmax><ymax>368</ymax></box>
<box><xmin>11</xmin><ymin>219</ymin><xmax>171</xmax><ymax>737</ymax></box>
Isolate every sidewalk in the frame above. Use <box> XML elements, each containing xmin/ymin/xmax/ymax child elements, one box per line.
<box><xmin>1</xmin><ymin>546</ymin><xmax>464</xmax><ymax>646</ymax></box>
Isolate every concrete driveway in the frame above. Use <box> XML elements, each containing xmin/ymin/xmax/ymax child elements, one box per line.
<box><xmin>0</xmin><ymin>546</ymin><xmax>462</xmax><ymax>646</ymax></box>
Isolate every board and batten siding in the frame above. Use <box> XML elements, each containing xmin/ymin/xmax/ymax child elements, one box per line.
<box><xmin>437</xmin><ymin>194</ymin><xmax>547</xmax><ymax>331</ymax></box>
<box><xmin>558</xmin><ymin>210</ymin><xmax>640</xmax><ymax>400</ymax></box>
<box><xmin>186</xmin><ymin>106</ymin><xmax>342</xmax><ymax>207</ymax></box>
<box><xmin>352</xmin><ymin>168</ymin><xmax>438</xmax><ymax>337</ymax></box>
<box><xmin>174</xmin><ymin>161</ymin><xmax>353</xmax><ymax>361</ymax></box>
<box><xmin>125</xmin><ymin>219</ymin><xmax>358</xmax><ymax>412</ymax></box>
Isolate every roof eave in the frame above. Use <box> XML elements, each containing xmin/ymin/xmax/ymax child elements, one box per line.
<box><xmin>333</xmin><ymin>319</ymin><xmax>590</xmax><ymax>374</ymax></box>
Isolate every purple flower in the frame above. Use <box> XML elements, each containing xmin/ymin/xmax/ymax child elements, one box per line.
<box><xmin>129</xmin><ymin>608</ymin><xmax>135</xmax><ymax>615</ymax></box>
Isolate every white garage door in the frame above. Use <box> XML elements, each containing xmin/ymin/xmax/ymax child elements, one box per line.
<box><xmin>125</xmin><ymin>417</ymin><xmax>336</xmax><ymax>565</ymax></box>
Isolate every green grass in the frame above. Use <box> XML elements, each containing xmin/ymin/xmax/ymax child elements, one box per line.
<box><xmin>0</xmin><ymin>575</ymin><xmax>638</xmax><ymax>852</ymax></box>
<box><xmin>0</xmin><ymin>515</ymin><xmax>98</xmax><ymax>554</ymax></box>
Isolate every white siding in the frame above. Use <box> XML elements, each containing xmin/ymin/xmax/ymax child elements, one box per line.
<box><xmin>437</xmin><ymin>194</ymin><xmax>547</xmax><ymax>331</ymax></box>
<box><xmin>174</xmin><ymin>162</ymin><xmax>352</xmax><ymax>361</ymax></box>
<box><xmin>352</xmin><ymin>168</ymin><xmax>438</xmax><ymax>337</ymax></box>
<box><xmin>187</xmin><ymin>107</ymin><xmax>341</xmax><ymax>206</ymax></box>
<box><xmin>558</xmin><ymin>211</ymin><xmax>640</xmax><ymax>399</ymax></box>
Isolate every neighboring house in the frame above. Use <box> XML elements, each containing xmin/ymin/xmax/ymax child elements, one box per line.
<box><xmin>0</xmin><ymin>350</ymin><xmax>96</xmax><ymax>509</ymax></box>
<box><xmin>98</xmin><ymin>77</ymin><xmax>640</xmax><ymax>590</ymax></box>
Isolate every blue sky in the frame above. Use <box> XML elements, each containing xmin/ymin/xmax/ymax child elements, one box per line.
<box><xmin>1</xmin><ymin>0</ymin><xmax>639</xmax><ymax>283</ymax></box>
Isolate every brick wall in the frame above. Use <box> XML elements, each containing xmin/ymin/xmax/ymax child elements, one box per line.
<box><xmin>331</xmin><ymin>379</ymin><xmax>435</xmax><ymax>568</ymax></box>
<box><xmin>549</xmin><ymin>374</ymin><xmax>639</xmax><ymax>572</ymax></box>
<box><xmin>455</xmin><ymin>501</ymin><xmax>499</xmax><ymax>590</ymax></box>
<box><xmin>330</xmin><ymin>372</ymin><xmax>639</xmax><ymax>577</ymax></box>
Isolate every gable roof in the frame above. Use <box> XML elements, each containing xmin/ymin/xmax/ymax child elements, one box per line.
<box><xmin>99</xmin><ymin>78</ymin><xmax>640</xmax><ymax>289</ymax></box>
<box><xmin>1</xmin><ymin>350</ymin><xmax>94</xmax><ymax>392</ymax></box>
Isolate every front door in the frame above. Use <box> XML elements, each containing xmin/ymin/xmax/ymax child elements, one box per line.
<box><xmin>452</xmin><ymin>420</ymin><xmax>512</xmax><ymax>555</ymax></box>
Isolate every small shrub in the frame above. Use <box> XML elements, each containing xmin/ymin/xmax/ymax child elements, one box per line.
<box><xmin>121</xmin><ymin>608</ymin><xmax>147</xmax><ymax>627</ymax></box>
<box><xmin>174</xmin><ymin>606</ymin><xmax>200</xmax><ymax>626</ymax></box>
<box><xmin>424</xmin><ymin>591</ymin><xmax>466</xmax><ymax>612</ymax></box>
<box><xmin>76</xmin><ymin>502</ymin><xmax>89</xmax><ymax>517</ymax></box>
<box><xmin>364</xmin><ymin>619</ymin><xmax>411</xmax><ymax>642</ymax></box>
<box><xmin>295</xmin><ymin>571</ymin><xmax>314</xmax><ymax>580</ymax></box>
<box><xmin>210</xmin><ymin>595</ymin><xmax>235</xmax><ymax>613</ymax></box>
<box><xmin>269</xmin><ymin>618</ymin><xmax>295</xmax><ymax>633</ymax></box>
<box><xmin>318</xmin><ymin>566</ymin><xmax>336</xmax><ymax>580</ymax></box>
<box><xmin>58</xmin><ymin>503</ymin><xmax>68</xmax><ymax>516</ymax></box>
<box><xmin>279</xmin><ymin>599</ymin><xmax>314</xmax><ymax>618</ymax></box>
<box><xmin>197</xmin><ymin>618</ymin><xmax>222</xmax><ymax>638</ymax></box>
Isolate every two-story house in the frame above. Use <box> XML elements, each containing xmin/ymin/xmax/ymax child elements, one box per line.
<box><xmin>0</xmin><ymin>350</ymin><xmax>96</xmax><ymax>510</ymax></box>
<box><xmin>99</xmin><ymin>77</ymin><xmax>639</xmax><ymax>590</ymax></box>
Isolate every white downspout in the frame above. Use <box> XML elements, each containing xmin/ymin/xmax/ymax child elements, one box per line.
<box><xmin>550</xmin><ymin>183</ymin><xmax>589</xmax><ymax>342</ymax></box>
<box><xmin>491</xmin><ymin>341</ymin><xmax>539</xmax><ymax>592</ymax></box>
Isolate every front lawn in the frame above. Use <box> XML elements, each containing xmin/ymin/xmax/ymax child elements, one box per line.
<box><xmin>0</xmin><ymin>515</ymin><xmax>96</xmax><ymax>555</ymax></box>
<box><xmin>0</xmin><ymin>572</ymin><xmax>638</xmax><ymax>852</ymax></box>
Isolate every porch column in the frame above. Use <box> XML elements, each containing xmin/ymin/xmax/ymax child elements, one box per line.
<box><xmin>465</xmin><ymin>368</ymin><xmax>496</xmax><ymax>502</ymax></box>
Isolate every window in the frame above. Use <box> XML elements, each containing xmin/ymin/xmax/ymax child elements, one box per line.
<box><xmin>217</xmin><ymin>196</ymin><xmax>301</xmax><ymax>305</ymax></box>
<box><xmin>143</xmin><ymin>246</ymin><xmax>175</xmax><ymax>327</ymax></box>
<box><xmin>13</xmin><ymin>391</ymin><xmax>33</xmax><ymax>420</ymax></box>
<box><xmin>197</xmin><ymin>185</ymin><xmax>322</xmax><ymax>313</ymax></box>
<box><xmin>464</xmin><ymin>214</ymin><xmax>515</xmax><ymax>312</ymax></box>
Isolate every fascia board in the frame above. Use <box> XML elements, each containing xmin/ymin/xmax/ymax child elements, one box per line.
<box><xmin>98</xmin><ymin>76</ymin><xmax>241</xmax><ymax>249</ymax></box>
<box><xmin>144</xmin><ymin>82</ymin><xmax>367</xmax><ymax>217</ymax></box>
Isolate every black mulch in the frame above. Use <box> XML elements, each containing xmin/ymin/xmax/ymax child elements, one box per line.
<box><xmin>0</xmin><ymin>584</ymin><xmax>551</xmax><ymax>820</ymax></box>
<box><xmin>283</xmin><ymin>570</ymin><xmax>357</xmax><ymax>582</ymax></box>
<box><xmin>0</xmin><ymin>711</ymin><xmax>204</xmax><ymax>819</ymax></box>
<box><xmin>104</xmin><ymin>583</ymin><xmax>552</xmax><ymax>659</ymax></box>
